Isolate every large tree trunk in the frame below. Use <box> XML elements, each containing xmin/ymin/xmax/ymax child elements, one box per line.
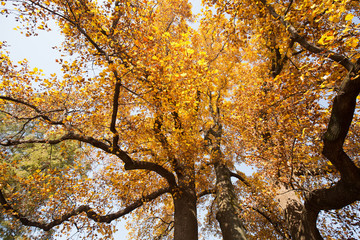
<box><xmin>285</xmin><ymin>202</ymin><xmax>322</xmax><ymax>240</ymax></box>
<box><xmin>206</xmin><ymin>118</ymin><xmax>247</xmax><ymax>240</ymax></box>
<box><xmin>276</xmin><ymin>184</ymin><xmax>323</xmax><ymax>240</ymax></box>
<box><xmin>215</xmin><ymin>162</ymin><xmax>247</xmax><ymax>240</ymax></box>
<box><xmin>173</xmin><ymin>168</ymin><xmax>198</xmax><ymax>240</ymax></box>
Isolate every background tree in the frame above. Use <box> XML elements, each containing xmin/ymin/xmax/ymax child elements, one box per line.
<box><xmin>1</xmin><ymin>0</ymin><xmax>215</xmax><ymax>239</ymax></box>
<box><xmin>0</xmin><ymin>109</ymin><xmax>84</xmax><ymax>239</ymax></box>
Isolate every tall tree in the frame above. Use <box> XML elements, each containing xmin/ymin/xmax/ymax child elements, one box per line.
<box><xmin>204</xmin><ymin>0</ymin><xmax>360</xmax><ymax>239</ymax></box>
<box><xmin>1</xmin><ymin>0</ymin><xmax>360</xmax><ymax>239</ymax></box>
<box><xmin>1</xmin><ymin>1</ymin><xmax>210</xmax><ymax>239</ymax></box>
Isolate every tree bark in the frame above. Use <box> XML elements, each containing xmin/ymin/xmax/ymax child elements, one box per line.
<box><xmin>215</xmin><ymin>162</ymin><xmax>247</xmax><ymax>240</ymax></box>
<box><xmin>276</xmin><ymin>184</ymin><xmax>323</xmax><ymax>240</ymax></box>
<box><xmin>172</xmin><ymin>168</ymin><xmax>198</xmax><ymax>240</ymax></box>
<box><xmin>205</xmin><ymin>111</ymin><xmax>247</xmax><ymax>240</ymax></box>
<box><xmin>285</xmin><ymin>202</ymin><xmax>322</xmax><ymax>240</ymax></box>
<box><xmin>276</xmin><ymin>66</ymin><xmax>360</xmax><ymax>239</ymax></box>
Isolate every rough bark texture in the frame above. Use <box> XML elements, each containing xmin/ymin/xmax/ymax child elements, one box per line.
<box><xmin>172</xmin><ymin>170</ymin><xmax>198</xmax><ymax>240</ymax></box>
<box><xmin>285</xmin><ymin>202</ymin><xmax>322</xmax><ymax>240</ymax></box>
<box><xmin>276</xmin><ymin>184</ymin><xmax>322</xmax><ymax>240</ymax></box>
<box><xmin>206</xmin><ymin>119</ymin><xmax>247</xmax><ymax>240</ymax></box>
<box><xmin>215</xmin><ymin>162</ymin><xmax>247</xmax><ymax>240</ymax></box>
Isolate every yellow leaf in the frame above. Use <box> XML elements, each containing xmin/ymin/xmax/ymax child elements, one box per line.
<box><xmin>186</xmin><ymin>48</ymin><xmax>195</xmax><ymax>55</ymax></box>
<box><xmin>345</xmin><ymin>13</ymin><xmax>354</xmax><ymax>21</ymax></box>
<box><xmin>162</xmin><ymin>32</ymin><xmax>170</xmax><ymax>38</ymax></box>
<box><xmin>197</xmin><ymin>59</ymin><xmax>207</xmax><ymax>66</ymax></box>
<box><xmin>350</xmin><ymin>38</ymin><xmax>359</xmax><ymax>48</ymax></box>
<box><xmin>318</xmin><ymin>32</ymin><xmax>334</xmax><ymax>45</ymax></box>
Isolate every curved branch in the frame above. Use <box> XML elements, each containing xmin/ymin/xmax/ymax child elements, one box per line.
<box><xmin>0</xmin><ymin>187</ymin><xmax>170</xmax><ymax>231</ymax></box>
<box><xmin>230</xmin><ymin>171</ymin><xmax>251</xmax><ymax>188</ymax></box>
<box><xmin>197</xmin><ymin>189</ymin><xmax>216</xmax><ymax>198</ymax></box>
<box><xmin>124</xmin><ymin>160</ymin><xmax>177</xmax><ymax>187</ymax></box>
<box><xmin>0</xmin><ymin>132</ymin><xmax>111</xmax><ymax>153</ymax></box>
<box><xmin>322</xmin><ymin>70</ymin><xmax>360</xmax><ymax>181</ymax></box>
<box><xmin>306</xmin><ymin>179</ymin><xmax>360</xmax><ymax>213</ymax></box>
<box><xmin>0</xmin><ymin>131</ymin><xmax>177</xmax><ymax>186</ymax></box>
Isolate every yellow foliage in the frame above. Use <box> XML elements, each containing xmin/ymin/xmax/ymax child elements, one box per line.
<box><xmin>0</xmin><ymin>0</ymin><xmax>359</xmax><ymax>239</ymax></box>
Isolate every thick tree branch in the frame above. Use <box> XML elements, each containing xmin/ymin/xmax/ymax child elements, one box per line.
<box><xmin>0</xmin><ymin>187</ymin><xmax>170</xmax><ymax>231</ymax></box>
<box><xmin>0</xmin><ymin>131</ymin><xmax>177</xmax><ymax>186</ymax></box>
<box><xmin>123</xmin><ymin>160</ymin><xmax>177</xmax><ymax>187</ymax></box>
<box><xmin>230</xmin><ymin>171</ymin><xmax>251</xmax><ymax>188</ymax></box>
<box><xmin>197</xmin><ymin>189</ymin><xmax>216</xmax><ymax>198</ymax></box>
<box><xmin>110</xmin><ymin>75</ymin><xmax>121</xmax><ymax>150</ymax></box>
<box><xmin>306</xmin><ymin>179</ymin><xmax>360</xmax><ymax>212</ymax></box>
<box><xmin>322</xmin><ymin>71</ymin><xmax>360</xmax><ymax>182</ymax></box>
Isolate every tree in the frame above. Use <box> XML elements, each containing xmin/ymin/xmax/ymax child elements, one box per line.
<box><xmin>0</xmin><ymin>0</ymin><xmax>360</xmax><ymax>240</ymax></box>
<box><xmin>203</xmin><ymin>0</ymin><xmax>360</xmax><ymax>239</ymax></box>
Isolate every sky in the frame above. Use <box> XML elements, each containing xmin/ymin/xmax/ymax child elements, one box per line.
<box><xmin>0</xmin><ymin>1</ymin><xmax>223</xmax><ymax>240</ymax></box>
<box><xmin>0</xmin><ymin>0</ymin><xmax>203</xmax><ymax>74</ymax></box>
